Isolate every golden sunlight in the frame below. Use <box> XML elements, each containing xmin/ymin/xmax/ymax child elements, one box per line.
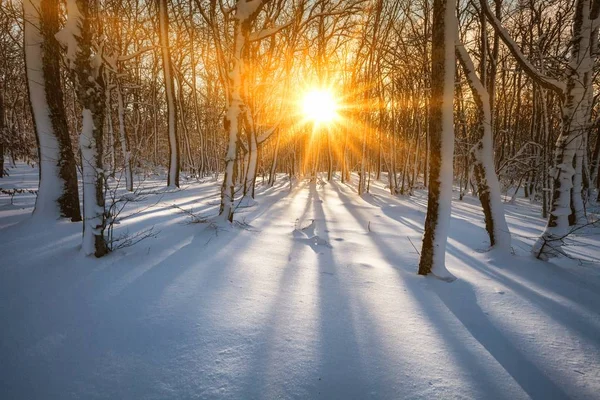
<box><xmin>301</xmin><ymin>89</ymin><xmax>338</xmax><ymax>124</ymax></box>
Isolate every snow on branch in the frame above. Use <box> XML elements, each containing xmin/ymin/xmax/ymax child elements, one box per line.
<box><xmin>456</xmin><ymin>42</ymin><xmax>489</xmax><ymax>105</ymax></box>
<box><xmin>54</xmin><ymin>0</ymin><xmax>82</xmax><ymax>69</ymax></box>
<box><xmin>234</xmin><ymin>0</ymin><xmax>263</xmax><ymax>21</ymax></box>
<box><xmin>496</xmin><ymin>141</ymin><xmax>543</xmax><ymax>173</ymax></box>
<box><xmin>257</xmin><ymin>125</ymin><xmax>278</xmax><ymax>144</ymax></box>
<box><xmin>479</xmin><ymin>0</ymin><xmax>566</xmax><ymax>95</ymax></box>
<box><xmin>249</xmin><ymin>22</ymin><xmax>294</xmax><ymax>42</ymax></box>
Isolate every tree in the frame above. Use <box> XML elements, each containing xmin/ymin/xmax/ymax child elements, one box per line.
<box><xmin>23</xmin><ymin>0</ymin><xmax>81</xmax><ymax>221</ymax></box>
<box><xmin>480</xmin><ymin>0</ymin><xmax>599</xmax><ymax>259</ymax></box>
<box><xmin>56</xmin><ymin>0</ymin><xmax>108</xmax><ymax>257</ymax></box>
<box><xmin>158</xmin><ymin>0</ymin><xmax>180</xmax><ymax>188</ymax></box>
<box><xmin>456</xmin><ymin>42</ymin><xmax>511</xmax><ymax>250</ymax></box>
<box><xmin>0</xmin><ymin>80</ymin><xmax>4</xmax><ymax>178</ymax></box>
<box><xmin>418</xmin><ymin>0</ymin><xmax>457</xmax><ymax>280</ymax></box>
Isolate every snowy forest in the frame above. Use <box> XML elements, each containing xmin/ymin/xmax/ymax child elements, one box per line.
<box><xmin>1</xmin><ymin>0</ymin><xmax>600</xmax><ymax>398</ymax></box>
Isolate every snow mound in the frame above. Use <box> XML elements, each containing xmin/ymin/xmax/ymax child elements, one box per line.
<box><xmin>293</xmin><ymin>219</ymin><xmax>332</xmax><ymax>250</ymax></box>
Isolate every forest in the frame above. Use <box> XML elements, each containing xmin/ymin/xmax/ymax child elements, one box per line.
<box><xmin>1</xmin><ymin>0</ymin><xmax>599</xmax><ymax>398</ymax></box>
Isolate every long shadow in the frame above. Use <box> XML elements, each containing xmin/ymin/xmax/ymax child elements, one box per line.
<box><xmin>349</xmin><ymin>178</ymin><xmax>595</xmax><ymax>397</ymax></box>
<box><xmin>329</xmin><ymin>179</ymin><xmax>569</xmax><ymax>398</ymax></box>
<box><xmin>327</xmin><ymin>181</ymin><xmax>510</xmax><ymax>395</ymax></box>
<box><xmin>307</xmin><ymin>181</ymin><xmax>367</xmax><ymax>398</ymax></box>
<box><xmin>446</xmin><ymin>244</ymin><xmax>600</xmax><ymax>346</ymax></box>
<box><xmin>490</xmin><ymin>250</ymin><xmax>600</xmax><ymax>311</ymax></box>
<box><xmin>235</xmin><ymin>181</ymin><xmax>319</xmax><ymax>398</ymax></box>
<box><xmin>0</xmin><ymin>222</ymin><xmax>250</xmax><ymax>399</ymax></box>
<box><xmin>357</xmin><ymin>190</ymin><xmax>429</xmax><ymax>236</ymax></box>
<box><xmin>0</xmin><ymin>181</ymin><xmax>221</xmax><ymax>260</ymax></box>
<box><xmin>432</xmin><ymin>275</ymin><xmax>571</xmax><ymax>399</ymax></box>
<box><xmin>0</xmin><ymin>180</ymin><xmax>299</xmax><ymax>399</ymax></box>
<box><xmin>361</xmin><ymin>187</ymin><xmax>499</xmax><ymax>253</ymax></box>
<box><xmin>503</xmin><ymin>205</ymin><xmax>548</xmax><ymax>225</ymax></box>
<box><xmin>236</xmin><ymin>180</ymin><xmax>367</xmax><ymax>398</ymax></box>
<box><xmin>317</xmin><ymin>181</ymin><xmax>432</xmax><ymax>397</ymax></box>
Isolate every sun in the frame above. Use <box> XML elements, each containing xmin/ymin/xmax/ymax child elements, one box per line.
<box><xmin>301</xmin><ymin>89</ymin><xmax>338</xmax><ymax>124</ymax></box>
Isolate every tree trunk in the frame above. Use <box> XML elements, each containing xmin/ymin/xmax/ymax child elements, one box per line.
<box><xmin>327</xmin><ymin>129</ymin><xmax>333</xmax><ymax>181</ymax></box>
<box><xmin>457</xmin><ymin>43</ymin><xmax>511</xmax><ymax>250</ymax></box>
<box><xmin>24</xmin><ymin>0</ymin><xmax>81</xmax><ymax>221</ymax></box>
<box><xmin>0</xmin><ymin>82</ymin><xmax>4</xmax><ymax>178</ymax></box>
<box><xmin>244</xmin><ymin>129</ymin><xmax>258</xmax><ymax>198</ymax></box>
<box><xmin>219</xmin><ymin>0</ymin><xmax>262</xmax><ymax>221</ymax></box>
<box><xmin>158</xmin><ymin>0</ymin><xmax>179</xmax><ymax>188</ymax></box>
<box><xmin>268</xmin><ymin>130</ymin><xmax>280</xmax><ymax>187</ymax></box>
<box><xmin>418</xmin><ymin>0</ymin><xmax>456</xmax><ymax>281</ymax></box>
<box><xmin>116</xmin><ymin>80</ymin><xmax>133</xmax><ymax>191</ymax></box>
<box><xmin>57</xmin><ymin>0</ymin><xmax>108</xmax><ymax>256</ymax></box>
<box><xmin>105</xmin><ymin>84</ymin><xmax>116</xmax><ymax>178</ymax></box>
<box><xmin>532</xmin><ymin>0</ymin><xmax>593</xmax><ymax>259</ymax></box>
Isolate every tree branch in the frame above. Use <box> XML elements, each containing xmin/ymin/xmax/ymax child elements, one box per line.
<box><xmin>479</xmin><ymin>0</ymin><xmax>566</xmax><ymax>95</ymax></box>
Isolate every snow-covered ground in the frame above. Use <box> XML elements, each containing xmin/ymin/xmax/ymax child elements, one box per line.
<box><xmin>1</xmin><ymin>163</ymin><xmax>599</xmax><ymax>399</ymax></box>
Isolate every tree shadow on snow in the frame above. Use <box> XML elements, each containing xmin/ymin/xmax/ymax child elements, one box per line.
<box><xmin>330</xmin><ymin>178</ymin><xmax>578</xmax><ymax>399</ymax></box>
<box><xmin>327</xmin><ymin>180</ymin><xmax>517</xmax><ymax>397</ymax></box>
<box><xmin>0</xmin><ymin>180</ymin><xmax>298</xmax><ymax>399</ymax></box>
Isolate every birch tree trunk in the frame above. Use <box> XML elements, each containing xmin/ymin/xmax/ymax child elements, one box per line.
<box><xmin>219</xmin><ymin>0</ymin><xmax>262</xmax><ymax>221</ymax></box>
<box><xmin>418</xmin><ymin>0</ymin><xmax>456</xmax><ymax>280</ymax></box>
<box><xmin>456</xmin><ymin>43</ymin><xmax>511</xmax><ymax>250</ymax></box>
<box><xmin>242</xmin><ymin>103</ymin><xmax>259</xmax><ymax>198</ymax></box>
<box><xmin>479</xmin><ymin>0</ymin><xmax>597</xmax><ymax>259</ymax></box>
<box><xmin>24</xmin><ymin>0</ymin><xmax>81</xmax><ymax>221</ymax></box>
<box><xmin>532</xmin><ymin>0</ymin><xmax>593</xmax><ymax>258</ymax></box>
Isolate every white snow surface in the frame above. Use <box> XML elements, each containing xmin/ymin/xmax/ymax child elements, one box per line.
<box><xmin>1</xmin><ymin>163</ymin><xmax>600</xmax><ymax>399</ymax></box>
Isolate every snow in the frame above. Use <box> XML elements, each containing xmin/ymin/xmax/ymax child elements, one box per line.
<box><xmin>456</xmin><ymin>42</ymin><xmax>511</xmax><ymax>250</ymax></box>
<box><xmin>1</xmin><ymin>163</ymin><xmax>600</xmax><ymax>399</ymax></box>
<box><xmin>23</xmin><ymin>0</ymin><xmax>63</xmax><ymax>220</ymax></box>
<box><xmin>80</xmin><ymin>109</ymin><xmax>101</xmax><ymax>255</ymax></box>
<box><xmin>479</xmin><ymin>0</ymin><xmax>566</xmax><ymax>94</ymax></box>
<box><xmin>533</xmin><ymin>0</ymin><xmax>593</xmax><ymax>258</ymax></box>
<box><xmin>430</xmin><ymin>0</ymin><xmax>458</xmax><ymax>279</ymax></box>
<box><xmin>54</xmin><ymin>0</ymin><xmax>82</xmax><ymax>69</ymax></box>
<box><xmin>235</xmin><ymin>0</ymin><xmax>263</xmax><ymax>21</ymax></box>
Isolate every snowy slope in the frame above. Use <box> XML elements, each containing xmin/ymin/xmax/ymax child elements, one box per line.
<box><xmin>1</xmin><ymin>163</ymin><xmax>599</xmax><ymax>399</ymax></box>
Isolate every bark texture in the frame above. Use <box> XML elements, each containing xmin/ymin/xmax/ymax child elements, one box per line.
<box><xmin>24</xmin><ymin>0</ymin><xmax>81</xmax><ymax>221</ymax></box>
<box><xmin>418</xmin><ymin>0</ymin><xmax>456</xmax><ymax>280</ymax></box>
<box><xmin>456</xmin><ymin>43</ymin><xmax>511</xmax><ymax>250</ymax></box>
